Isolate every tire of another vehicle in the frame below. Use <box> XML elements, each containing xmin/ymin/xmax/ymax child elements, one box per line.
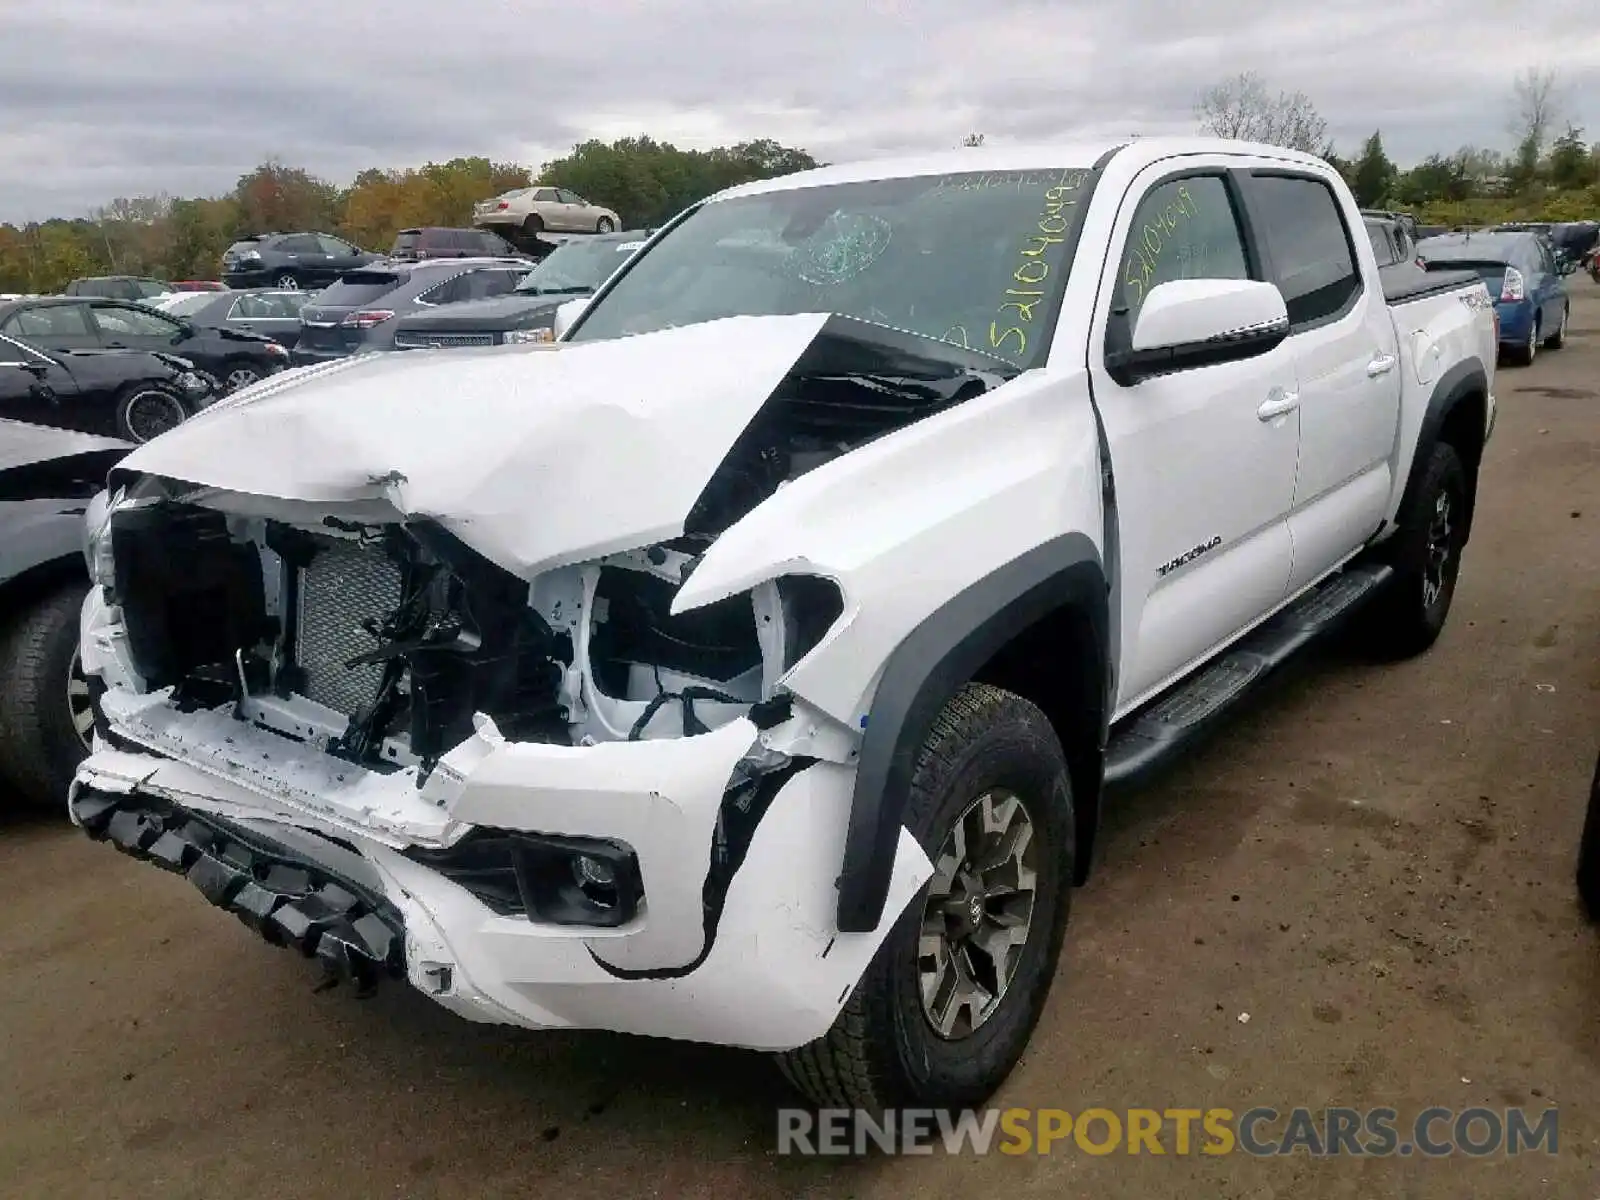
<box><xmin>274</xmin><ymin>272</ymin><xmax>300</xmax><ymax>289</ymax></box>
<box><xmin>222</xmin><ymin>360</ymin><xmax>262</xmax><ymax>393</ymax></box>
<box><xmin>0</xmin><ymin>583</ymin><xmax>92</xmax><ymax>810</ymax></box>
<box><xmin>1577</xmin><ymin>751</ymin><xmax>1600</xmax><ymax>921</ymax></box>
<box><xmin>522</xmin><ymin>214</ymin><xmax>545</xmax><ymax>235</ymax></box>
<box><xmin>1544</xmin><ymin>303</ymin><xmax>1568</xmax><ymax>349</ymax></box>
<box><xmin>1513</xmin><ymin>315</ymin><xmax>1539</xmax><ymax>366</ymax></box>
<box><xmin>776</xmin><ymin>683</ymin><xmax>1075</xmax><ymax>1111</ymax></box>
<box><xmin>1365</xmin><ymin>441</ymin><xmax>1469</xmax><ymax>659</ymax></box>
<box><xmin>596</xmin><ymin>216</ymin><xmax>615</xmax><ymax>233</ymax></box>
<box><xmin>115</xmin><ymin>383</ymin><xmax>189</xmax><ymax>442</ymax></box>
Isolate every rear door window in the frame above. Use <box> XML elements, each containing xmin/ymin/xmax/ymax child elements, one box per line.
<box><xmin>1244</xmin><ymin>175</ymin><xmax>1362</xmax><ymax>330</ymax></box>
<box><xmin>279</xmin><ymin>234</ymin><xmax>322</xmax><ymax>254</ymax></box>
<box><xmin>416</xmin><ymin>273</ymin><xmax>469</xmax><ymax>305</ymax></box>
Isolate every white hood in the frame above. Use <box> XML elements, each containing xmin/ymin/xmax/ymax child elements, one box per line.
<box><xmin>116</xmin><ymin>314</ymin><xmax>833</xmax><ymax>577</ymax></box>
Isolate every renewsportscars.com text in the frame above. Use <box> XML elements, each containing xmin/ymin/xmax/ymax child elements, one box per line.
<box><xmin>777</xmin><ymin>1106</ymin><xmax>1559</xmax><ymax>1157</ymax></box>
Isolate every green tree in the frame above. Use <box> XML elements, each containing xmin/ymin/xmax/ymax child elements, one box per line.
<box><xmin>1350</xmin><ymin>131</ymin><xmax>1396</xmax><ymax>207</ymax></box>
<box><xmin>1548</xmin><ymin>125</ymin><xmax>1597</xmax><ymax>191</ymax></box>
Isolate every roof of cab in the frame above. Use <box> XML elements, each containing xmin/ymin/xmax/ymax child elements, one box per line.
<box><xmin>710</xmin><ymin>137</ymin><xmax>1333</xmax><ymax>201</ymax></box>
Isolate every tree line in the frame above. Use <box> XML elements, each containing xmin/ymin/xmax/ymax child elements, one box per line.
<box><xmin>0</xmin><ymin>137</ymin><xmax>820</xmax><ymax>293</ymax></box>
<box><xmin>6</xmin><ymin>67</ymin><xmax>1598</xmax><ymax>294</ymax></box>
<box><xmin>1193</xmin><ymin>68</ymin><xmax>1600</xmax><ymax>224</ymax></box>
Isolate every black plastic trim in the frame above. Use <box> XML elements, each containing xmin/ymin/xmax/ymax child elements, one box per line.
<box><xmin>1391</xmin><ymin>356</ymin><xmax>1490</xmax><ymax>543</ymax></box>
<box><xmin>836</xmin><ymin>532</ymin><xmax>1107</xmax><ymax>933</ymax></box>
<box><xmin>1381</xmin><ymin>266</ymin><xmax>1483</xmax><ymax>305</ymax></box>
<box><xmin>72</xmin><ymin>789</ymin><xmax>405</xmax><ymax>994</ymax></box>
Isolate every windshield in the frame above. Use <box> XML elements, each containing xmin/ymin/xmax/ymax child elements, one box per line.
<box><xmin>517</xmin><ymin>238</ymin><xmax>641</xmax><ymax>296</ymax></box>
<box><xmin>567</xmin><ymin>168</ymin><xmax>1093</xmax><ymax>369</ymax></box>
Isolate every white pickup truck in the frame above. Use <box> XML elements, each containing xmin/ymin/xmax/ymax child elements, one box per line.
<box><xmin>71</xmin><ymin>137</ymin><xmax>1496</xmax><ymax>1112</ymax></box>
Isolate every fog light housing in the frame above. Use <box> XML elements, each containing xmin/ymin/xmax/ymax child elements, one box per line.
<box><xmin>515</xmin><ymin>835</ymin><xmax>642</xmax><ymax>927</ymax></box>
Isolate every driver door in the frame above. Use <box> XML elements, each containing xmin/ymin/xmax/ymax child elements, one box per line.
<box><xmin>1085</xmin><ymin>163</ymin><xmax>1302</xmax><ymax>714</ymax></box>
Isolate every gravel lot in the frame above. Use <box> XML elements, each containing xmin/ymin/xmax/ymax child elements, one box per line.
<box><xmin>3</xmin><ymin>288</ymin><xmax>1597</xmax><ymax>1199</ymax></box>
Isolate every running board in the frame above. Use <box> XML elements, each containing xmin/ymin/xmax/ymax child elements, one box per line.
<box><xmin>1104</xmin><ymin>563</ymin><xmax>1393</xmax><ymax>792</ymax></box>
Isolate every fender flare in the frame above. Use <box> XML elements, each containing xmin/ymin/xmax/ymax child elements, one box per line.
<box><xmin>1394</xmin><ymin>357</ymin><xmax>1489</xmax><ymax>541</ymax></box>
<box><xmin>835</xmin><ymin>532</ymin><xmax>1108</xmax><ymax>933</ymax></box>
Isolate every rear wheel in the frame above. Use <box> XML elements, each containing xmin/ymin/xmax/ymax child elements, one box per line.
<box><xmin>222</xmin><ymin>361</ymin><xmax>262</xmax><ymax>393</ymax></box>
<box><xmin>1364</xmin><ymin>441</ymin><xmax>1468</xmax><ymax>659</ymax></box>
<box><xmin>1544</xmin><ymin>303</ymin><xmax>1568</xmax><ymax>349</ymax></box>
<box><xmin>115</xmin><ymin>384</ymin><xmax>188</xmax><ymax>442</ymax></box>
<box><xmin>274</xmin><ymin>272</ymin><xmax>300</xmax><ymax>290</ymax></box>
<box><xmin>0</xmin><ymin>583</ymin><xmax>93</xmax><ymax>810</ymax></box>
<box><xmin>522</xmin><ymin>214</ymin><xmax>545</xmax><ymax>236</ymax></box>
<box><xmin>1513</xmin><ymin>316</ymin><xmax>1539</xmax><ymax>365</ymax></box>
<box><xmin>597</xmin><ymin>216</ymin><xmax>615</xmax><ymax>233</ymax></box>
<box><xmin>1578</xmin><ymin>751</ymin><xmax>1600</xmax><ymax>921</ymax></box>
<box><xmin>776</xmin><ymin>683</ymin><xmax>1074</xmax><ymax>1110</ymax></box>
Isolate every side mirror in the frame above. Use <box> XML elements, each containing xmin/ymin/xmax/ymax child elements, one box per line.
<box><xmin>1108</xmin><ymin>279</ymin><xmax>1290</xmax><ymax>386</ymax></box>
<box><xmin>551</xmin><ymin>296</ymin><xmax>590</xmax><ymax>340</ymax></box>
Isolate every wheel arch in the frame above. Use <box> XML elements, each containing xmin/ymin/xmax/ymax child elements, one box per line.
<box><xmin>836</xmin><ymin>532</ymin><xmax>1110</xmax><ymax>933</ymax></box>
<box><xmin>1396</xmin><ymin>359</ymin><xmax>1488</xmax><ymax>544</ymax></box>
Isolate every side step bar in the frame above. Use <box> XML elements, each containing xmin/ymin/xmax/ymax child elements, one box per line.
<box><xmin>1104</xmin><ymin>563</ymin><xmax>1393</xmax><ymax>792</ymax></box>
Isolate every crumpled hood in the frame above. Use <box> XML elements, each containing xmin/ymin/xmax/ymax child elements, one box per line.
<box><xmin>113</xmin><ymin>313</ymin><xmax>833</xmax><ymax>577</ymax></box>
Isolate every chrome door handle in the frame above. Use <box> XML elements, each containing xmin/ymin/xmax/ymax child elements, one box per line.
<box><xmin>1257</xmin><ymin>390</ymin><xmax>1301</xmax><ymax>421</ymax></box>
<box><xmin>1367</xmin><ymin>353</ymin><xmax>1397</xmax><ymax>377</ymax></box>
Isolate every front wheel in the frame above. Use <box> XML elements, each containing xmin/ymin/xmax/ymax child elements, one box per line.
<box><xmin>1544</xmin><ymin>304</ymin><xmax>1569</xmax><ymax>349</ymax></box>
<box><xmin>596</xmin><ymin>216</ymin><xmax>615</xmax><ymax>233</ymax></box>
<box><xmin>222</xmin><ymin>361</ymin><xmax>262</xmax><ymax>393</ymax></box>
<box><xmin>0</xmin><ymin>583</ymin><xmax>93</xmax><ymax>810</ymax></box>
<box><xmin>1364</xmin><ymin>441</ymin><xmax>1468</xmax><ymax>659</ymax></box>
<box><xmin>776</xmin><ymin>683</ymin><xmax>1074</xmax><ymax>1110</ymax></box>
<box><xmin>115</xmin><ymin>384</ymin><xmax>189</xmax><ymax>442</ymax></box>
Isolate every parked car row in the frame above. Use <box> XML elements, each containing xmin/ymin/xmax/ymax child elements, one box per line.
<box><xmin>1416</xmin><ymin>228</ymin><xmax>1574</xmax><ymax>365</ymax></box>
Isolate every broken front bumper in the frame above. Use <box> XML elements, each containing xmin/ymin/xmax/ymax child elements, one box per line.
<box><xmin>70</xmin><ymin>708</ymin><xmax>932</xmax><ymax>1052</ymax></box>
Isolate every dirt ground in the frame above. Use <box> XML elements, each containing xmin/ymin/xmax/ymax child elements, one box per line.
<box><xmin>2</xmin><ymin>289</ymin><xmax>1597</xmax><ymax>1200</ymax></box>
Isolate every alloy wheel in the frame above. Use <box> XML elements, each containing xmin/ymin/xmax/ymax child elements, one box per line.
<box><xmin>918</xmin><ymin>789</ymin><xmax>1039</xmax><ymax>1039</ymax></box>
<box><xmin>124</xmin><ymin>389</ymin><xmax>188</xmax><ymax>441</ymax></box>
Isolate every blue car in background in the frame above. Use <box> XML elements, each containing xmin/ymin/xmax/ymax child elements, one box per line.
<box><xmin>1416</xmin><ymin>230</ymin><xmax>1573</xmax><ymax>365</ymax></box>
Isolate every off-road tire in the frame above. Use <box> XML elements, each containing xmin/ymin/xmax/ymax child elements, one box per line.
<box><xmin>1578</xmin><ymin>751</ymin><xmax>1600</xmax><ymax>921</ymax></box>
<box><xmin>0</xmin><ymin>583</ymin><xmax>91</xmax><ymax>809</ymax></box>
<box><xmin>776</xmin><ymin>683</ymin><xmax>1075</xmax><ymax>1111</ymax></box>
<box><xmin>1366</xmin><ymin>441</ymin><xmax>1469</xmax><ymax>659</ymax></box>
<box><xmin>1544</xmin><ymin>303</ymin><xmax>1568</xmax><ymax>350</ymax></box>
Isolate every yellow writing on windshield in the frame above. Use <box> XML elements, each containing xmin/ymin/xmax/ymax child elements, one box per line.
<box><xmin>989</xmin><ymin>170</ymin><xmax>1089</xmax><ymax>357</ymax></box>
<box><xmin>1123</xmin><ymin>184</ymin><xmax>1199</xmax><ymax>309</ymax></box>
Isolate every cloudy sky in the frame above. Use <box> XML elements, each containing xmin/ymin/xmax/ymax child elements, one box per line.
<box><xmin>3</xmin><ymin>0</ymin><xmax>1597</xmax><ymax>221</ymax></box>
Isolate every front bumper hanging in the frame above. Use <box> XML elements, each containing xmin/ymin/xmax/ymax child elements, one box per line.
<box><xmin>72</xmin><ymin>789</ymin><xmax>405</xmax><ymax>994</ymax></box>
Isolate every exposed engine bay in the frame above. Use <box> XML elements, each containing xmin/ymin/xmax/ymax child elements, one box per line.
<box><xmin>97</xmin><ymin>317</ymin><xmax>1012</xmax><ymax>782</ymax></box>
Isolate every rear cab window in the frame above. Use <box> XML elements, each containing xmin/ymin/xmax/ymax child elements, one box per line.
<box><xmin>1241</xmin><ymin>174</ymin><xmax>1362</xmax><ymax>330</ymax></box>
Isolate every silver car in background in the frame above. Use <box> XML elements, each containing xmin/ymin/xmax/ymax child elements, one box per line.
<box><xmin>473</xmin><ymin>185</ymin><xmax>621</xmax><ymax>237</ymax></box>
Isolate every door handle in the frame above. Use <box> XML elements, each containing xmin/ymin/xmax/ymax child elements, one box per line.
<box><xmin>1367</xmin><ymin>353</ymin><xmax>1398</xmax><ymax>377</ymax></box>
<box><xmin>1257</xmin><ymin>390</ymin><xmax>1301</xmax><ymax>421</ymax></box>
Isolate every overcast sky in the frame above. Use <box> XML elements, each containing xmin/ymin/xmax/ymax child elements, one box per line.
<box><xmin>3</xmin><ymin>0</ymin><xmax>1597</xmax><ymax>221</ymax></box>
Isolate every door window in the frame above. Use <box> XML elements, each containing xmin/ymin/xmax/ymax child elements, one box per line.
<box><xmin>416</xmin><ymin>274</ymin><xmax>469</xmax><ymax>305</ymax></box>
<box><xmin>90</xmin><ymin>304</ymin><xmax>181</xmax><ymax>337</ymax></box>
<box><xmin>315</xmin><ymin>235</ymin><xmax>353</xmax><ymax>256</ymax></box>
<box><xmin>460</xmin><ymin>269</ymin><xmax>520</xmax><ymax>299</ymax></box>
<box><xmin>1111</xmin><ymin>174</ymin><xmax>1252</xmax><ymax>329</ymax></box>
<box><xmin>4</xmin><ymin>305</ymin><xmax>94</xmax><ymax>338</ymax></box>
<box><xmin>279</xmin><ymin>234</ymin><xmax>322</xmax><ymax>254</ymax></box>
<box><xmin>1244</xmin><ymin>175</ymin><xmax>1361</xmax><ymax>330</ymax></box>
<box><xmin>556</xmin><ymin>189</ymin><xmax>585</xmax><ymax>205</ymax></box>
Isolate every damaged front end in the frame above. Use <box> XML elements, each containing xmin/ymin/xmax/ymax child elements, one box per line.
<box><xmin>71</xmin><ymin>314</ymin><xmax>998</xmax><ymax>1047</ymax></box>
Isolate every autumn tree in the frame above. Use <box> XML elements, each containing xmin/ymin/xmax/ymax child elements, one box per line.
<box><xmin>1548</xmin><ymin>125</ymin><xmax>1597</xmax><ymax>191</ymax></box>
<box><xmin>1194</xmin><ymin>72</ymin><xmax>1328</xmax><ymax>153</ymax></box>
<box><xmin>233</xmin><ymin>161</ymin><xmax>340</xmax><ymax>235</ymax></box>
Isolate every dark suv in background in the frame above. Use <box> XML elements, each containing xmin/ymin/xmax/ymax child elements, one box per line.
<box><xmin>63</xmin><ymin>277</ymin><xmax>172</xmax><ymax>301</ymax></box>
<box><xmin>222</xmin><ymin>232</ymin><xmax>379</xmax><ymax>290</ymax></box>
<box><xmin>388</xmin><ymin>227</ymin><xmax>528</xmax><ymax>261</ymax></box>
<box><xmin>291</xmin><ymin>257</ymin><xmax>530</xmax><ymax>363</ymax></box>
